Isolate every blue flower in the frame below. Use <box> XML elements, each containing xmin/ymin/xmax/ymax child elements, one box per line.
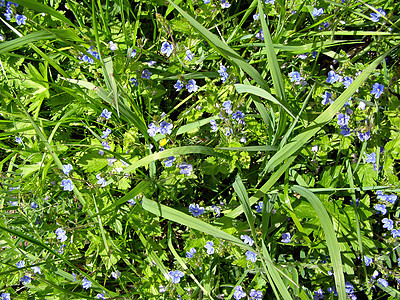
<box><xmin>161</xmin><ymin>41</ymin><xmax>173</xmax><ymax>57</ymax></box>
<box><xmin>127</xmin><ymin>198</ymin><xmax>136</xmax><ymax>206</ymax></box>
<box><xmin>327</xmin><ymin>286</ymin><xmax>338</xmax><ymax>296</ymax></box>
<box><xmin>255</xmin><ymin>201</ymin><xmax>263</xmax><ymax>213</ymax></box>
<box><xmin>189</xmin><ymin>203</ymin><xmax>204</xmax><ymax>217</ymax></box>
<box><xmin>220</xmin><ymin>0</ymin><xmax>231</xmax><ymax>8</ymax></box>
<box><xmin>311</xmin><ymin>7</ymin><xmax>324</xmax><ymax>17</ymax></box>
<box><xmin>174</xmin><ymin>80</ymin><xmax>183</xmax><ymax>91</ymax></box>
<box><xmin>130</xmin><ymin>78</ymin><xmax>138</xmax><ymax>86</ymax></box>
<box><xmin>245</xmin><ymin>250</ymin><xmax>257</xmax><ymax>262</ymax></box>
<box><xmin>185</xmin><ymin>50</ymin><xmax>193</xmax><ymax>61</ymax></box>
<box><xmin>101</xmin><ymin>141</ymin><xmax>110</xmax><ymax>150</ymax></box>
<box><xmin>186</xmin><ymin>248</ymin><xmax>196</xmax><ymax>258</ymax></box>
<box><xmin>340</xmin><ymin>125</ymin><xmax>351</xmax><ymax>137</ymax></box>
<box><xmin>7</xmin><ymin>2</ymin><xmax>18</xmax><ymax>8</ymax></box>
<box><xmin>210</xmin><ymin>120</ymin><xmax>218</xmax><ymax>132</ymax></box>
<box><xmin>159</xmin><ymin>121</ymin><xmax>173</xmax><ymax>135</ymax></box>
<box><xmin>232</xmin><ymin>111</ymin><xmax>245</xmax><ymax>124</ymax></box>
<box><xmin>265</xmin><ymin>0</ymin><xmax>274</xmax><ymax>3</ymax></box>
<box><xmin>371</xmin><ymin>83</ymin><xmax>384</xmax><ymax>99</ymax></box>
<box><xmin>82</xmin><ymin>277</ymin><xmax>92</xmax><ymax>289</ymax></box>
<box><xmin>357</xmin><ymin>131</ymin><xmax>371</xmax><ymax>142</ymax></box>
<box><xmin>212</xmin><ymin>205</ymin><xmax>221</xmax><ymax>217</ymax></box>
<box><xmin>386</xmin><ymin>194</ymin><xmax>397</xmax><ymax>204</ymax></box>
<box><xmin>60</xmin><ymin>179</ymin><xmax>74</xmax><ymax>191</ymax></box>
<box><xmin>343</xmin><ymin>76</ymin><xmax>353</xmax><ymax>88</ymax></box>
<box><xmin>15</xmin><ymin>136</ymin><xmax>23</xmax><ymax>144</ymax></box>
<box><xmin>16</xmin><ymin>260</ymin><xmax>25</xmax><ymax>268</ymax></box>
<box><xmin>218</xmin><ymin>64</ymin><xmax>229</xmax><ymax>83</ymax></box>
<box><xmin>130</xmin><ymin>49</ymin><xmax>137</xmax><ymax>58</ymax></box>
<box><xmin>204</xmin><ymin>0</ymin><xmax>210</xmax><ymax>3</ymax></box>
<box><xmin>288</xmin><ymin>71</ymin><xmax>301</xmax><ymax>83</ymax></box>
<box><xmin>377</xmin><ymin>278</ymin><xmax>389</xmax><ymax>287</ymax></box>
<box><xmin>186</xmin><ymin>79</ymin><xmax>198</xmax><ymax>93</ymax></box>
<box><xmin>100</xmin><ymin>109</ymin><xmax>112</xmax><ymax>120</ymax></box>
<box><xmin>147</xmin><ymin>122</ymin><xmax>160</xmax><ymax>137</ymax></box>
<box><xmin>4</xmin><ymin>8</ymin><xmax>12</xmax><ymax>21</ymax></box>
<box><xmin>222</xmin><ymin>100</ymin><xmax>233</xmax><ymax>115</ymax></box>
<box><xmin>0</xmin><ymin>293</ymin><xmax>10</xmax><ymax>300</ymax></box>
<box><xmin>169</xmin><ymin>270</ymin><xmax>184</xmax><ymax>284</ymax></box>
<box><xmin>96</xmin><ymin>174</ymin><xmax>107</xmax><ymax>187</ymax></box>
<box><xmin>96</xmin><ymin>293</ymin><xmax>106</xmax><ymax>299</ymax></box>
<box><xmin>358</xmin><ymin>101</ymin><xmax>366</xmax><ymax>110</ymax></box>
<box><xmin>101</xmin><ymin>128</ymin><xmax>112</xmax><ymax>139</ymax></box>
<box><xmin>163</xmin><ymin>156</ymin><xmax>176</xmax><ymax>167</ymax></box>
<box><xmin>20</xmin><ymin>275</ymin><xmax>31</xmax><ymax>285</ymax></box>
<box><xmin>281</xmin><ymin>232</ymin><xmax>291</xmax><ymax>243</ymax></box>
<box><xmin>241</xmin><ymin>234</ymin><xmax>254</xmax><ymax>246</ymax></box>
<box><xmin>253</xmin><ymin>13</ymin><xmax>260</xmax><ymax>20</ymax></box>
<box><xmin>345</xmin><ymin>282</ymin><xmax>354</xmax><ymax>294</ymax></box>
<box><xmin>55</xmin><ymin>228</ymin><xmax>67</xmax><ymax>242</ymax></box>
<box><xmin>313</xmin><ymin>289</ymin><xmax>324</xmax><ymax>300</ymax></box>
<box><xmin>370</xmin><ymin>9</ymin><xmax>386</xmax><ymax>22</ymax></box>
<box><xmin>142</xmin><ymin>69</ymin><xmax>151</xmax><ymax>79</ymax></box>
<box><xmin>366</xmin><ymin>152</ymin><xmax>376</xmax><ymax>164</ymax></box>
<box><xmin>337</xmin><ymin>113</ymin><xmax>350</xmax><ymax>127</ymax></box>
<box><xmin>179</xmin><ymin>162</ymin><xmax>193</xmax><ymax>176</ymax></box>
<box><xmin>109</xmin><ymin>41</ymin><xmax>117</xmax><ymax>51</ymax></box>
<box><xmin>233</xmin><ymin>286</ymin><xmax>246</xmax><ymax>300</ymax></box>
<box><xmin>204</xmin><ymin>241</ymin><xmax>214</xmax><ymax>254</ymax></box>
<box><xmin>312</xmin><ymin>51</ymin><xmax>319</xmax><ymax>58</ymax></box>
<box><xmin>249</xmin><ymin>289</ymin><xmax>263</xmax><ymax>300</ymax></box>
<box><xmin>15</xmin><ymin>14</ymin><xmax>27</xmax><ymax>25</ymax></box>
<box><xmin>31</xmin><ymin>202</ymin><xmax>38</xmax><ymax>209</ymax></box>
<box><xmin>107</xmin><ymin>157</ymin><xmax>116</xmax><ymax>166</ymax></box>
<box><xmin>62</xmin><ymin>164</ymin><xmax>73</xmax><ymax>176</ymax></box>
<box><xmin>374</xmin><ymin>204</ymin><xmax>387</xmax><ymax>215</ymax></box>
<box><xmin>364</xmin><ymin>255</ymin><xmax>373</xmax><ymax>266</ymax></box>
<box><xmin>31</xmin><ymin>266</ymin><xmax>41</xmax><ymax>274</ymax></box>
<box><xmin>298</xmin><ymin>53</ymin><xmax>308</xmax><ymax>59</ymax></box>
<box><xmin>255</xmin><ymin>29</ymin><xmax>264</xmax><ymax>41</ymax></box>
<box><xmin>391</xmin><ymin>229</ymin><xmax>400</xmax><ymax>238</ymax></box>
<box><xmin>326</xmin><ymin>70</ymin><xmax>341</xmax><ymax>84</ymax></box>
<box><xmin>225</xmin><ymin>127</ymin><xmax>233</xmax><ymax>136</ymax></box>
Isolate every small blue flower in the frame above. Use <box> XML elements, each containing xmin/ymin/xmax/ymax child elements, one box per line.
<box><xmin>391</xmin><ymin>229</ymin><xmax>400</xmax><ymax>238</ymax></box>
<box><xmin>220</xmin><ymin>0</ymin><xmax>231</xmax><ymax>8</ymax></box>
<box><xmin>345</xmin><ymin>282</ymin><xmax>354</xmax><ymax>294</ymax></box>
<box><xmin>245</xmin><ymin>250</ymin><xmax>257</xmax><ymax>262</ymax></box>
<box><xmin>189</xmin><ymin>203</ymin><xmax>204</xmax><ymax>217</ymax></box>
<box><xmin>20</xmin><ymin>275</ymin><xmax>31</xmax><ymax>285</ymax></box>
<box><xmin>234</xmin><ymin>286</ymin><xmax>246</xmax><ymax>300</ymax></box>
<box><xmin>82</xmin><ymin>277</ymin><xmax>92</xmax><ymax>289</ymax></box>
<box><xmin>60</xmin><ymin>179</ymin><xmax>74</xmax><ymax>191</ymax></box>
<box><xmin>109</xmin><ymin>41</ymin><xmax>117</xmax><ymax>51</ymax></box>
<box><xmin>212</xmin><ymin>205</ymin><xmax>221</xmax><ymax>217</ymax></box>
<box><xmin>142</xmin><ymin>69</ymin><xmax>151</xmax><ymax>79</ymax></box>
<box><xmin>147</xmin><ymin>122</ymin><xmax>160</xmax><ymax>137</ymax></box>
<box><xmin>312</xmin><ymin>51</ymin><xmax>319</xmax><ymax>58</ymax></box>
<box><xmin>386</xmin><ymin>194</ymin><xmax>397</xmax><ymax>204</ymax></box>
<box><xmin>127</xmin><ymin>198</ymin><xmax>136</xmax><ymax>206</ymax></box>
<box><xmin>15</xmin><ymin>14</ymin><xmax>27</xmax><ymax>26</ymax></box>
<box><xmin>222</xmin><ymin>100</ymin><xmax>233</xmax><ymax>115</ymax></box>
<box><xmin>288</xmin><ymin>71</ymin><xmax>301</xmax><ymax>83</ymax></box>
<box><xmin>160</xmin><ymin>41</ymin><xmax>173</xmax><ymax>57</ymax></box>
<box><xmin>130</xmin><ymin>49</ymin><xmax>137</xmax><ymax>58</ymax></box>
<box><xmin>366</xmin><ymin>152</ymin><xmax>376</xmax><ymax>164</ymax></box>
<box><xmin>364</xmin><ymin>255</ymin><xmax>373</xmax><ymax>266</ymax></box>
<box><xmin>265</xmin><ymin>0</ymin><xmax>274</xmax><ymax>3</ymax></box>
<box><xmin>15</xmin><ymin>136</ymin><xmax>23</xmax><ymax>144</ymax></box>
<box><xmin>326</xmin><ymin>70</ymin><xmax>341</xmax><ymax>84</ymax></box>
<box><xmin>101</xmin><ymin>128</ymin><xmax>112</xmax><ymax>139</ymax></box>
<box><xmin>174</xmin><ymin>80</ymin><xmax>183</xmax><ymax>91</ymax></box>
<box><xmin>255</xmin><ymin>201</ymin><xmax>263</xmax><ymax>213</ymax></box>
<box><xmin>7</xmin><ymin>2</ymin><xmax>19</xmax><ymax>8</ymax></box>
<box><xmin>281</xmin><ymin>232</ymin><xmax>291</xmax><ymax>243</ymax></box>
<box><xmin>210</xmin><ymin>120</ymin><xmax>218</xmax><ymax>132</ymax></box>
<box><xmin>62</xmin><ymin>164</ymin><xmax>73</xmax><ymax>176</ymax></box>
<box><xmin>313</xmin><ymin>289</ymin><xmax>324</xmax><ymax>300</ymax></box>
<box><xmin>204</xmin><ymin>241</ymin><xmax>214</xmax><ymax>254</ymax></box>
<box><xmin>232</xmin><ymin>110</ymin><xmax>245</xmax><ymax>124</ymax></box>
<box><xmin>370</xmin><ymin>9</ymin><xmax>386</xmax><ymax>22</ymax></box>
<box><xmin>55</xmin><ymin>228</ymin><xmax>67</xmax><ymax>242</ymax></box>
<box><xmin>357</xmin><ymin>131</ymin><xmax>371</xmax><ymax>142</ymax></box>
<box><xmin>185</xmin><ymin>50</ymin><xmax>193</xmax><ymax>61</ymax></box>
<box><xmin>240</xmin><ymin>234</ymin><xmax>254</xmax><ymax>246</ymax></box>
<box><xmin>186</xmin><ymin>79</ymin><xmax>198</xmax><ymax>93</ymax></box>
<box><xmin>159</xmin><ymin>121</ymin><xmax>173</xmax><ymax>135</ymax></box>
<box><xmin>31</xmin><ymin>202</ymin><xmax>38</xmax><ymax>209</ymax></box>
<box><xmin>337</xmin><ymin>113</ymin><xmax>350</xmax><ymax>127</ymax></box>
<box><xmin>16</xmin><ymin>260</ymin><xmax>25</xmax><ymax>268</ymax></box>
<box><xmin>340</xmin><ymin>125</ymin><xmax>351</xmax><ymax>137</ymax></box>
<box><xmin>96</xmin><ymin>174</ymin><xmax>107</xmax><ymax>187</ymax></box>
<box><xmin>0</xmin><ymin>293</ymin><xmax>10</xmax><ymax>300</ymax></box>
<box><xmin>377</xmin><ymin>278</ymin><xmax>389</xmax><ymax>287</ymax></box>
<box><xmin>204</xmin><ymin>0</ymin><xmax>210</xmax><ymax>3</ymax></box>
<box><xmin>186</xmin><ymin>248</ymin><xmax>196</xmax><ymax>258</ymax></box>
<box><xmin>249</xmin><ymin>289</ymin><xmax>263</xmax><ymax>300</ymax></box>
<box><xmin>343</xmin><ymin>76</ymin><xmax>353</xmax><ymax>88</ymax></box>
<box><xmin>218</xmin><ymin>64</ymin><xmax>229</xmax><ymax>83</ymax></box>
<box><xmin>4</xmin><ymin>8</ymin><xmax>12</xmax><ymax>21</ymax></box>
<box><xmin>359</xmin><ymin>101</ymin><xmax>366</xmax><ymax>110</ymax></box>
<box><xmin>163</xmin><ymin>156</ymin><xmax>176</xmax><ymax>167</ymax></box>
<box><xmin>374</xmin><ymin>204</ymin><xmax>387</xmax><ymax>215</ymax></box>
<box><xmin>311</xmin><ymin>7</ymin><xmax>324</xmax><ymax>17</ymax></box>
<box><xmin>96</xmin><ymin>293</ymin><xmax>106</xmax><ymax>299</ymax></box>
<box><xmin>169</xmin><ymin>270</ymin><xmax>184</xmax><ymax>284</ymax></box>
<box><xmin>371</xmin><ymin>83</ymin><xmax>384</xmax><ymax>99</ymax></box>
<box><xmin>130</xmin><ymin>78</ymin><xmax>138</xmax><ymax>86</ymax></box>
<box><xmin>255</xmin><ymin>29</ymin><xmax>264</xmax><ymax>41</ymax></box>
<box><xmin>298</xmin><ymin>53</ymin><xmax>308</xmax><ymax>59</ymax></box>
<box><xmin>31</xmin><ymin>266</ymin><xmax>41</xmax><ymax>274</ymax></box>
<box><xmin>100</xmin><ymin>109</ymin><xmax>112</xmax><ymax>120</ymax></box>
<box><xmin>101</xmin><ymin>141</ymin><xmax>110</xmax><ymax>150</ymax></box>
<box><xmin>253</xmin><ymin>13</ymin><xmax>260</xmax><ymax>20</ymax></box>
<box><xmin>179</xmin><ymin>163</ymin><xmax>193</xmax><ymax>176</ymax></box>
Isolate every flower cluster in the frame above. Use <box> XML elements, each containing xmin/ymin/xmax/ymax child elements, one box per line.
<box><xmin>79</xmin><ymin>46</ymin><xmax>100</xmax><ymax>64</ymax></box>
<box><xmin>147</xmin><ymin>121</ymin><xmax>173</xmax><ymax>137</ymax></box>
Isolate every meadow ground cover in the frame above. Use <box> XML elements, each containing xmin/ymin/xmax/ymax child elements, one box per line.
<box><xmin>0</xmin><ymin>0</ymin><xmax>399</xmax><ymax>299</ymax></box>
